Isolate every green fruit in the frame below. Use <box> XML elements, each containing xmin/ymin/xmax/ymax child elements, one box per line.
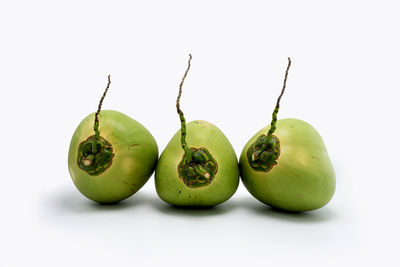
<box><xmin>240</xmin><ymin>118</ymin><xmax>335</xmax><ymax>211</ymax></box>
<box><xmin>68</xmin><ymin>76</ymin><xmax>158</xmax><ymax>203</ymax></box>
<box><xmin>239</xmin><ymin>58</ymin><xmax>335</xmax><ymax>212</ymax></box>
<box><xmin>156</xmin><ymin>120</ymin><xmax>239</xmax><ymax>206</ymax></box>
<box><xmin>155</xmin><ymin>54</ymin><xmax>239</xmax><ymax>207</ymax></box>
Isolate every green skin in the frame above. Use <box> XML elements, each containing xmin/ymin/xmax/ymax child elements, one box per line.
<box><xmin>239</xmin><ymin>118</ymin><xmax>335</xmax><ymax>212</ymax></box>
<box><xmin>155</xmin><ymin>120</ymin><xmax>239</xmax><ymax>207</ymax></box>
<box><xmin>68</xmin><ymin>110</ymin><xmax>158</xmax><ymax>203</ymax></box>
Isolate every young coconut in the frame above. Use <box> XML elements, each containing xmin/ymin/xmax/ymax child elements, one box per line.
<box><xmin>68</xmin><ymin>76</ymin><xmax>158</xmax><ymax>203</ymax></box>
<box><xmin>155</xmin><ymin>55</ymin><xmax>239</xmax><ymax>207</ymax></box>
<box><xmin>239</xmin><ymin>58</ymin><xmax>336</xmax><ymax>212</ymax></box>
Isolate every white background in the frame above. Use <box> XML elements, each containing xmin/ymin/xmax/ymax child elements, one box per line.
<box><xmin>1</xmin><ymin>0</ymin><xmax>399</xmax><ymax>266</ymax></box>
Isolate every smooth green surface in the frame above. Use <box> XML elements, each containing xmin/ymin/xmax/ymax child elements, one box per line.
<box><xmin>155</xmin><ymin>120</ymin><xmax>239</xmax><ymax>207</ymax></box>
<box><xmin>68</xmin><ymin>110</ymin><xmax>158</xmax><ymax>203</ymax></box>
<box><xmin>239</xmin><ymin>118</ymin><xmax>336</xmax><ymax>212</ymax></box>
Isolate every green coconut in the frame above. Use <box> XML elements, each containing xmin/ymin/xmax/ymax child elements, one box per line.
<box><xmin>155</xmin><ymin>55</ymin><xmax>239</xmax><ymax>207</ymax></box>
<box><xmin>239</xmin><ymin>58</ymin><xmax>335</xmax><ymax>212</ymax></box>
<box><xmin>68</xmin><ymin>76</ymin><xmax>158</xmax><ymax>203</ymax></box>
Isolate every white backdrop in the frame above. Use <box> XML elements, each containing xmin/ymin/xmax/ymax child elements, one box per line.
<box><xmin>1</xmin><ymin>0</ymin><xmax>399</xmax><ymax>266</ymax></box>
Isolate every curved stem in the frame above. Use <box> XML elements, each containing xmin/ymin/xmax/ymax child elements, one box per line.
<box><xmin>92</xmin><ymin>75</ymin><xmax>111</xmax><ymax>153</ymax></box>
<box><xmin>267</xmin><ymin>58</ymin><xmax>291</xmax><ymax>138</ymax></box>
<box><xmin>176</xmin><ymin>54</ymin><xmax>193</xmax><ymax>163</ymax></box>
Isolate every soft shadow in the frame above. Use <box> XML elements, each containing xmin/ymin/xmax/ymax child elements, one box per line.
<box><xmin>148</xmin><ymin>197</ymin><xmax>236</xmax><ymax>217</ymax></box>
<box><xmin>239</xmin><ymin>196</ymin><xmax>337</xmax><ymax>223</ymax></box>
<box><xmin>42</xmin><ymin>187</ymin><xmax>150</xmax><ymax>215</ymax></box>
<box><xmin>42</xmin><ymin>186</ymin><xmax>336</xmax><ymax>222</ymax></box>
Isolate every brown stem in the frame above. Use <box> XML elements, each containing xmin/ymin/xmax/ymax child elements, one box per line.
<box><xmin>267</xmin><ymin>58</ymin><xmax>292</xmax><ymax>137</ymax></box>
<box><xmin>176</xmin><ymin>54</ymin><xmax>193</xmax><ymax>163</ymax></box>
<box><xmin>92</xmin><ymin>75</ymin><xmax>111</xmax><ymax>153</ymax></box>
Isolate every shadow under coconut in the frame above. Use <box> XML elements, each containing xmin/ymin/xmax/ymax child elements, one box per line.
<box><xmin>43</xmin><ymin>186</ymin><xmax>150</xmax><ymax>215</ymax></box>
<box><xmin>239</xmin><ymin>196</ymin><xmax>337</xmax><ymax>223</ymax></box>
<box><xmin>149</xmin><ymin>197</ymin><xmax>236</xmax><ymax>217</ymax></box>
